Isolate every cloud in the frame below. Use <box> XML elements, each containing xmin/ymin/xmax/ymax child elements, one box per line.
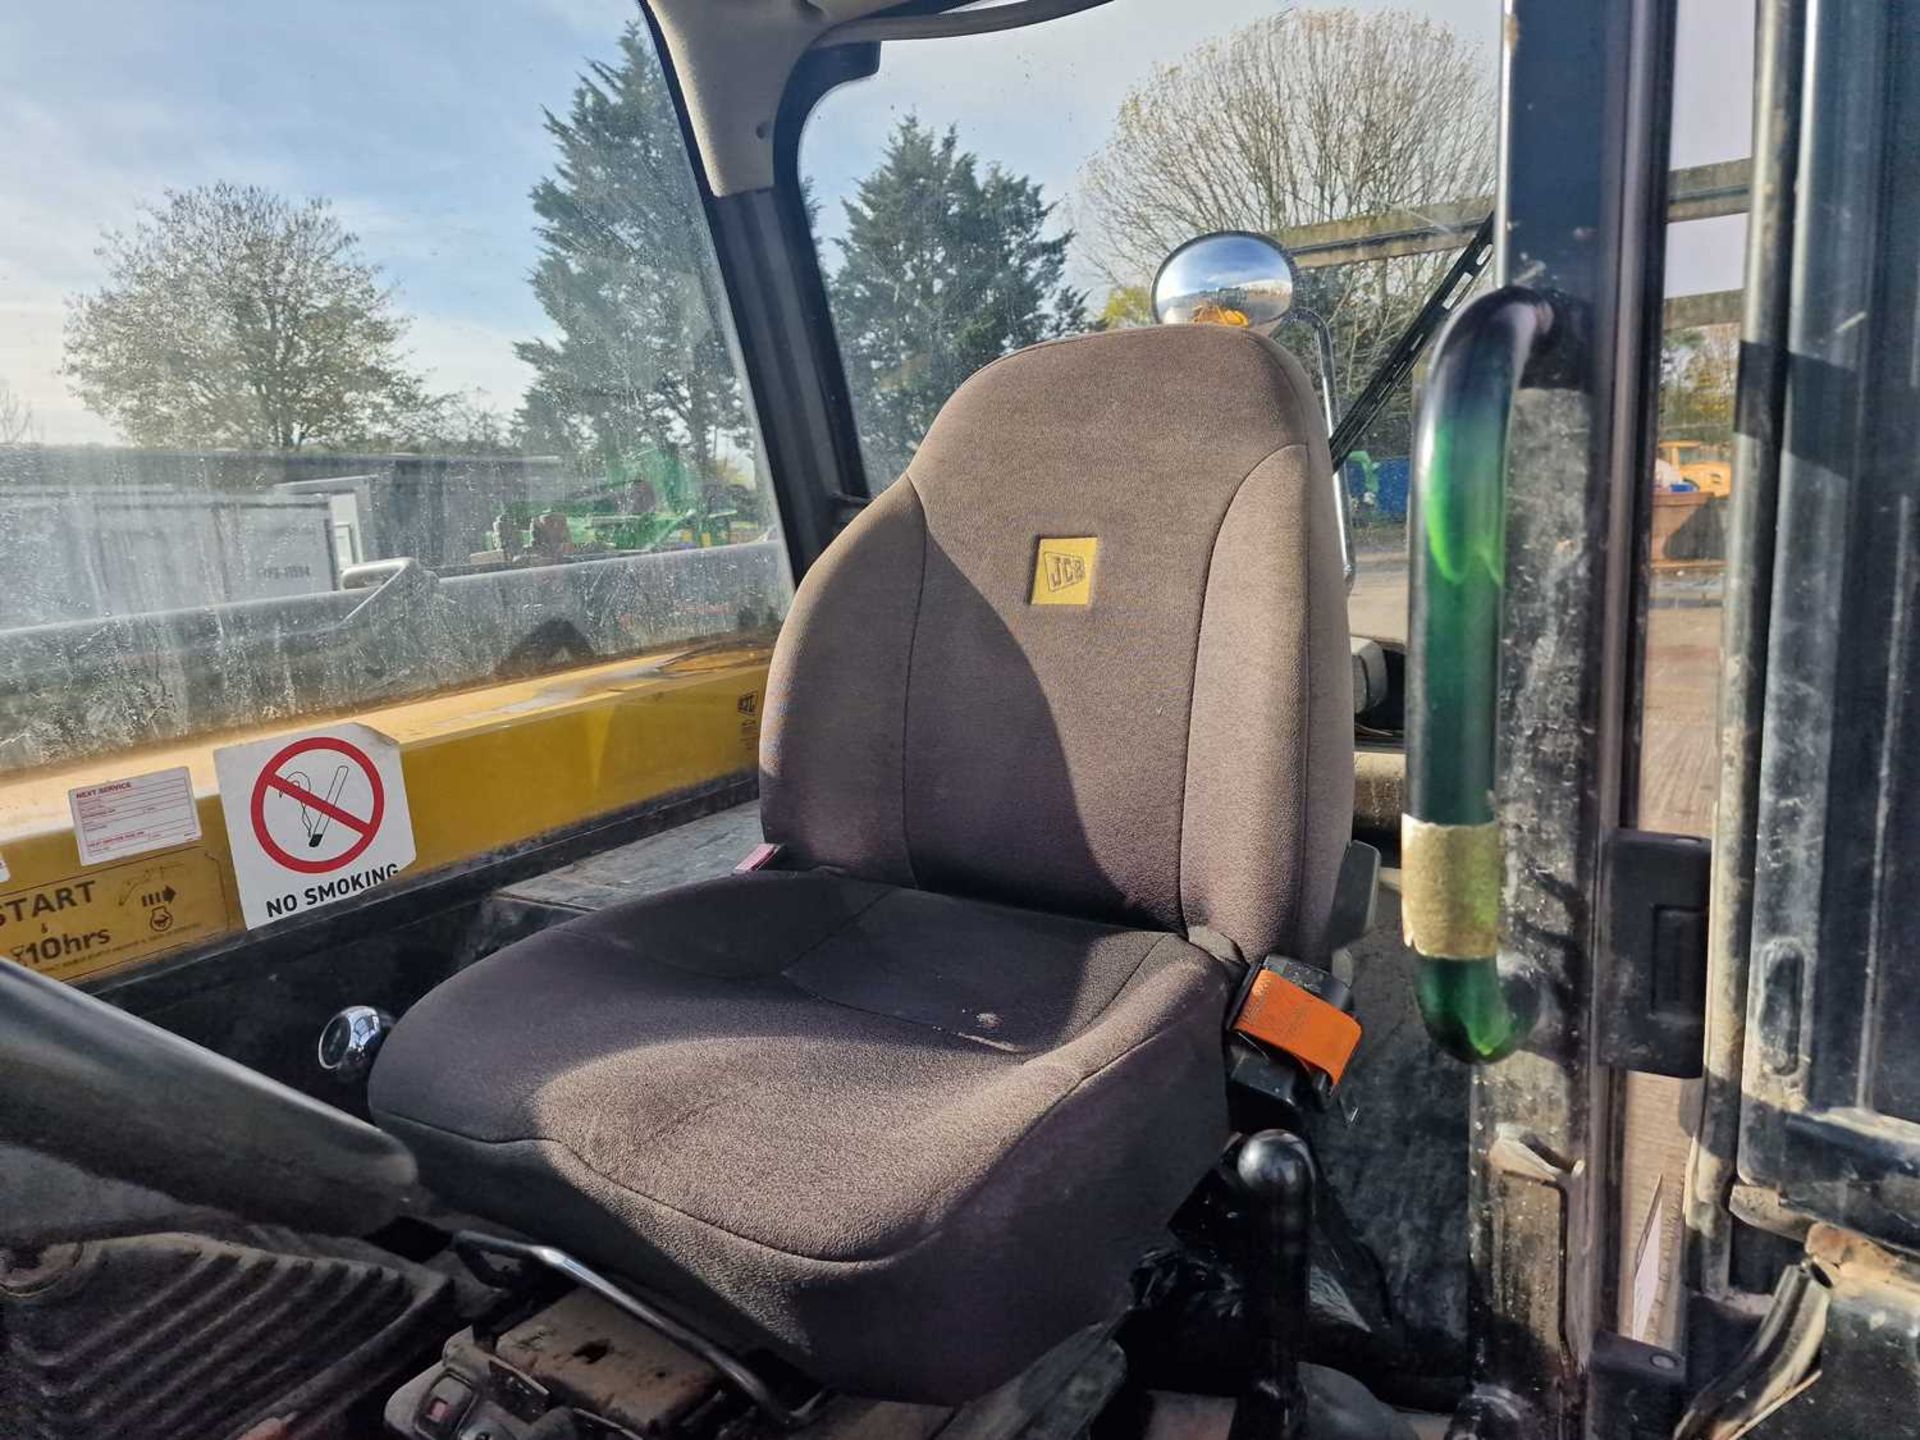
<box><xmin>525</xmin><ymin>0</ymin><xmax>639</xmax><ymax>38</ymax></box>
<box><xmin>0</xmin><ymin>300</ymin><xmax>116</xmax><ymax>445</ymax></box>
<box><xmin>803</xmin><ymin>0</ymin><xmax>1749</xmax><ymax>300</ymax></box>
<box><xmin>0</xmin><ymin>107</ymin><xmax>289</xmax><ymax>445</ymax></box>
<box><xmin>402</xmin><ymin>313</ymin><xmax>541</xmax><ymax>413</ymax></box>
<box><xmin>4</xmin><ymin>0</ymin><xmax>1752</xmax><ymax>455</ymax></box>
<box><xmin>0</xmin><ymin>0</ymin><xmax>612</xmax><ymax>446</ymax></box>
<box><xmin>801</xmin><ymin>0</ymin><xmax>1502</xmax><ymax>292</ymax></box>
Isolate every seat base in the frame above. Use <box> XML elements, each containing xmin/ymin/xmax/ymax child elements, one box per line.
<box><xmin>370</xmin><ymin>870</ymin><xmax>1236</xmax><ymax>1402</ymax></box>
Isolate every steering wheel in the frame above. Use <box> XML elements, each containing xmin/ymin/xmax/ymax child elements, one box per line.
<box><xmin>0</xmin><ymin>956</ymin><xmax>416</xmax><ymax>1236</ymax></box>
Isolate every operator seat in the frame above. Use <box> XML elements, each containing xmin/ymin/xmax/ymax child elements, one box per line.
<box><xmin>368</xmin><ymin>324</ymin><xmax>1353</xmax><ymax>1404</ymax></box>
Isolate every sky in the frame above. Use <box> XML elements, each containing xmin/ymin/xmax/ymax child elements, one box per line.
<box><xmin>1</xmin><ymin>0</ymin><xmax>1754</xmax><ymax>446</ymax></box>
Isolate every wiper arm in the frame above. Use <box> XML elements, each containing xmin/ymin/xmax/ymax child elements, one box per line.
<box><xmin>1330</xmin><ymin>211</ymin><xmax>1497</xmax><ymax>468</ymax></box>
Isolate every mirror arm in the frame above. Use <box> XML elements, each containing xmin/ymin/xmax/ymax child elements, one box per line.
<box><xmin>1289</xmin><ymin>308</ymin><xmax>1341</xmax><ymax>436</ymax></box>
<box><xmin>1403</xmin><ymin>285</ymin><xmax>1556</xmax><ymax>1063</ymax></box>
<box><xmin>1286</xmin><ymin>307</ymin><xmax>1352</xmax><ymax>588</ymax></box>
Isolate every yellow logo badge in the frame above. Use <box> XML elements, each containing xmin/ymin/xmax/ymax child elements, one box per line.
<box><xmin>1031</xmin><ymin>537</ymin><xmax>1098</xmax><ymax>606</ymax></box>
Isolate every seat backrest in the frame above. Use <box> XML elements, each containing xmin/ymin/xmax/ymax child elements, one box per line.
<box><xmin>761</xmin><ymin>325</ymin><xmax>1353</xmax><ymax>963</ymax></box>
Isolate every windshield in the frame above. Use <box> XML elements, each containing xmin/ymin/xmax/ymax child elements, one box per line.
<box><xmin>799</xmin><ymin>0</ymin><xmax>1512</xmax><ymax>647</ymax></box>
<box><xmin>0</xmin><ymin>4</ymin><xmax>790</xmax><ymax>778</ymax></box>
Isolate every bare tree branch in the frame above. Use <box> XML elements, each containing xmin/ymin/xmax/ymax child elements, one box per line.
<box><xmin>0</xmin><ymin>380</ymin><xmax>36</xmax><ymax>447</ymax></box>
<box><xmin>1074</xmin><ymin>8</ymin><xmax>1495</xmax><ymax>450</ymax></box>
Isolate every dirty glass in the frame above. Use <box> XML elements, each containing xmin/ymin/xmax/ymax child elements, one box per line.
<box><xmin>0</xmin><ymin>5</ymin><xmax>788</xmax><ymax>778</ymax></box>
<box><xmin>1633</xmin><ymin>0</ymin><xmax>1753</xmax><ymax>845</ymax></box>
<box><xmin>797</xmin><ymin>0</ymin><xmax>1505</xmax><ymax>1368</ymax></box>
<box><xmin>1613</xmin><ymin>0</ymin><xmax>1756</xmax><ymax>1362</ymax></box>
<box><xmin>799</xmin><ymin>0</ymin><xmax>1505</xmax><ymax>643</ymax></box>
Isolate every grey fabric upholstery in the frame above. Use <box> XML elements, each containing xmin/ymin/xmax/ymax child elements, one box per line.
<box><xmin>372</xmin><ymin>325</ymin><xmax>1351</xmax><ymax>1402</ymax></box>
<box><xmin>371</xmin><ymin>872</ymin><xmax>1236</xmax><ymax>1402</ymax></box>
<box><xmin>764</xmin><ymin>324</ymin><xmax>1353</xmax><ymax>961</ymax></box>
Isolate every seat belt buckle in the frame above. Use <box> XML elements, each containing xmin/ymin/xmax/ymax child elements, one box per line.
<box><xmin>1230</xmin><ymin>958</ymin><xmax>1362</xmax><ymax>1087</ymax></box>
<box><xmin>733</xmin><ymin>842</ymin><xmax>784</xmax><ymax>874</ymax></box>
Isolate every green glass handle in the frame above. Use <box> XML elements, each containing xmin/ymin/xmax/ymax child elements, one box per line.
<box><xmin>1404</xmin><ymin>288</ymin><xmax>1554</xmax><ymax>1063</ymax></box>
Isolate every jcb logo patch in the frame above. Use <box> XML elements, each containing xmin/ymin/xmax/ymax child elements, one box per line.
<box><xmin>1044</xmin><ymin>552</ymin><xmax>1086</xmax><ymax>591</ymax></box>
<box><xmin>1031</xmin><ymin>537</ymin><xmax>1098</xmax><ymax>607</ymax></box>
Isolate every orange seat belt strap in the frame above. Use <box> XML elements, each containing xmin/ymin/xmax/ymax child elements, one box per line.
<box><xmin>1231</xmin><ymin>967</ymin><xmax>1363</xmax><ymax>1085</ymax></box>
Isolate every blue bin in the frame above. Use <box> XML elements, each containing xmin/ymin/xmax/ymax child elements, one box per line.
<box><xmin>1374</xmin><ymin>457</ymin><xmax>1410</xmax><ymax>521</ymax></box>
<box><xmin>1345</xmin><ymin>455</ymin><xmax>1411</xmax><ymax>523</ymax></box>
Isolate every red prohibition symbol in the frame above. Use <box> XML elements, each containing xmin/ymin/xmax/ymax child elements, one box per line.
<box><xmin>248</xmin><ymin>735</ymin><xmax>386</xmax><ymax>875</ymax></box>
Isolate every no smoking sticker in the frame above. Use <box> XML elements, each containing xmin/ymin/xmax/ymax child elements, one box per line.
<box><xmin>215</xmin><ymin>723</ymin><xmax>415</xmax><ymax>929</ymax></box>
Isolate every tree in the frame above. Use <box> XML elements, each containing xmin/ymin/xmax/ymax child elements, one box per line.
<box><xmin>63</xmin><ymin>183</ymin><xmax>434</xmax><ymax>449</ymax></box>
<box><xmin>1096</xmin><ymin>285</ymin><xmax>1153</xmax><ymax>331</ymax></box>
<box><xmin>0</xmin><ymin>380</ymin><xmax>34</xmax><ymax>446</ymax></box>
<box><xmin>516</xmin><ymin>25</ymin><xmax>748</xmax><ymax>495</ymax></box>
<box><xmin>411</xmin><ymin>389</ymin><xmax>522</xmax><ymax>456</ymax></box>
<box><xmin>829</xmin><ymin>118</ymin><xmax>1088</xmax><ymax>483</ymax></box>
<box><xmin>1660</xmin><ymin>324</ymin><xmax>1738</xmax><ymax>442</ymax></box>
<box><xmin>1076</xmin><ymin>8</ymin><xmax>1495</xmax><ymax>454</ymax></box>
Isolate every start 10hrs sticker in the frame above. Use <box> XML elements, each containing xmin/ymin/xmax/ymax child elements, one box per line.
<box><xmin>213</xmin><ymin>723</ymin><xmax>416</xmax><ymax>929</ymax></box>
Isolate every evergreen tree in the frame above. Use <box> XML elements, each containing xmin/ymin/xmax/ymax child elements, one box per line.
<box><xmin>829</xmin><ymin>119</ymin><xmax>1087</xmax><ymax>484</ymax></box>
<box><xmin>516</xmin><ymin>25</ymin><xmax>746</xmax><ymax>502</ymax></box>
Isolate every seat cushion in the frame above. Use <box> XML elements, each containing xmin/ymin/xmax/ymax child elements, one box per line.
<box><xmin>370</xmin><ymin>870</ymin><xmax>1236</xmax><ymax>1402</ymax></box>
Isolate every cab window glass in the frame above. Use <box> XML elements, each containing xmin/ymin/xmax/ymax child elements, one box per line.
<box><xmin>1613</xmin><ymin>0</ymin><xmax>1754</xmax><ymax>1359</ymax></box>
<box><xmin>0</xmin><ymin>5</ymin><xmax>787</xmax><ymax>777</ymax></box>
<box><xmin>800</xmin><ymin>0</ymin><xmax>1503</xmax><ymax>644</ymax></box>
<box><xmin>1637</xmin><ymin>0</ymin><xmax>1756</xmax><ymax>838</ymax></box>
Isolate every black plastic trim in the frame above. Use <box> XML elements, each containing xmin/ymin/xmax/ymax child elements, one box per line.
<box><xmin>1599</xmin><ymin>829</ymin><xmax>1711</xmax><ymax>1077</ymax></box>
<box><xmin>636</xmin><ymin>7</ymin><xmax>868</xmax><ymax>577</ymax></box>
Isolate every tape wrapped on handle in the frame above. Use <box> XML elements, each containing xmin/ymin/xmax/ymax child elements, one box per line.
<box><xmin>1400</xmin><ymin>815</ymin><xmax>1501</xmax><ymax>960</ymax></box>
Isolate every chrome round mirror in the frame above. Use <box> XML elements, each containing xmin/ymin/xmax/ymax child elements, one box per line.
<box><xmin>1152</xmin><ymin>231</ymin><xmax>1297</xmax><ymax>329</ymax></box>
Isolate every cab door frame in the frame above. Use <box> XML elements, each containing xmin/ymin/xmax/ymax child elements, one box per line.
<box><xmin>1458</xmin><ymin>0</ymin><xmax>1677</xmax><ymax>1433</ymax></box>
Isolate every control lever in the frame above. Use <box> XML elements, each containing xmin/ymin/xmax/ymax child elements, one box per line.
<box><xmin>1226</xmin><ymin>1132</ymin><xmax>1420</xmax><ymax>1440</ymax></box>
<box><xmin>1228</xmin><ymin>1130</ymin><xmax>1316</xmax><ymax>1440</ymax></box>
